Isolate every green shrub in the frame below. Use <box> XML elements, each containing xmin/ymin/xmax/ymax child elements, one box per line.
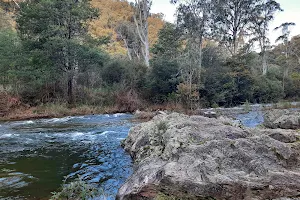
<box><xmin>50</xmin><ymin>179</ymin><xmax>101</xmax><ymax>200</ymax></box>
<box><xmin>146</xmin><ymin>58</ymin><xmax>179</xmax><ymax>103</ymax></box>
<box><xmin>242</xmin><ymin>100</ymin><xmax>251</xmax><ymax>113</ymax></box>
<box><xmin>252</xmin><ymin>76</ymin><xmax>284</xmax><ymax>103</ymax></box>
<box><xmin>156</xmin><ymin>121</ymin><xmax>168</xmax><ymax>133</ymax></box>
<box><xmin>102</xmin><ymin>60</ymin><xmax>126</xmax><ymax>85</ymax></box>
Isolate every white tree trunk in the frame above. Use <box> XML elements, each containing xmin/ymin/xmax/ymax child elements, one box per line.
<box><xmin>144</xmin><ymin>32</ymin><xmax>150</xmax><ymax>67</ymax></box>
<box><xmin>134</xmin><ymin>0</ymin><xmax>150</xmax><ymax>67</ymax></box>
<box><xmin>123</xmin><ymin>38</ymin><xmax>132</xmax><ymax>60</ymax></box>
<box><xmin>262</xmin><ymin>51</ymin><xmax>267</xmax><ymax>75</ymax></box>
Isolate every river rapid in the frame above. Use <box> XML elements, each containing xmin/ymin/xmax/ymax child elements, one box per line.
<box><xmin>0</xmin><ymin>114</ymin><xmax>134</xmax><ymax>200</ymax></box>
<box><xmin>0</xmin><ymin>111</ymin><xmax>266</xmax><ymax>200</ymax></box>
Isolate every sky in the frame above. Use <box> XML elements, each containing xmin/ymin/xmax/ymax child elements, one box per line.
<box><xmin>137</xmin><ymin>0</ymin><xmax>300</xmax><ymax>45</ymax></box>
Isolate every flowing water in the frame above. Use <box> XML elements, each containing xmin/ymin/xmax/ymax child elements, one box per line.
<box><xmin>0</xmin><ymin>114</ymin><xmax>134</xmax><ymax>200</ymax></box>
<box><xmin>0</xmin><ymin>111</ymin><xmax>267</xmax><ymax>200</ymax></box>
<box><xmin>237</xmin><ymin>110</ymin><xmax>264</xmax><ymax>128</ymax></box>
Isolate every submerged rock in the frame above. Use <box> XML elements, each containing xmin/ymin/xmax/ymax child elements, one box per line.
<box><xmin>117</xmin><ymin>113</ymin><xmax>300</xmax><ymax>200</ymax></box>
<box><xmin>264</xmin><ymin>109</ymin><xmax>300</xmax><ymax>129</ymax></box>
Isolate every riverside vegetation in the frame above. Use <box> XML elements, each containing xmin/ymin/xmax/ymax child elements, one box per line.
<box><xmin>0</xmin><ymin>0</ymin><xmax>300</xmax><ymax>120</ymax></box>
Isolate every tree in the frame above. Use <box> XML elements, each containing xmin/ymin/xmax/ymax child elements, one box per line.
<box><xmin>274</xmin><ymin>22</ymin><xmax>296</xmax><ymax>90</ymax></box>
<box><xmin>250</xmin><ymin>0</ymin><xmax>282</xmax><ymax>75</ymax></box>
<box><xmin>17</xmin><ymin>0</ymin><xmax>99</xmax><ymax>105</ymax></box>
<box><xmin>173</xmin><ymin>0</ymin><xmax>212</xmax><ymax>78</ymax></box>
<box><xmin>133</xmin><ymin>0</ymin><xmax>152</xmax><ymax>67</ymax></box>
<box><xmin>213</xmin><ymin>0</ymin><xmax>256</xmax><ymax>56</ymax></box>
<box><xmin>146</xmin><ymin>58</ymin><xmax>179</xmax><ymax>102</ymax></box>
<box><xmin>152</xmin><ymin>22</ymin><xmax>182</xmax><ymax>60</ymax></box>
<box><xmin>170</xmin><ymin>0</ymin><xmax>213</xmax><ymax>109</ymax></box>
<box><xmin>116</xmin><ymin>21</ymin><xmax>142</xmax><ymax>61</ymax></box>
<box><xmin>290</xmin><ymin>35</ymin><xmax>300</xmax><ymax>66</ymax></box>
<box><xmin>0</xmin><ymin>29</ymin><xmax>22</xmax><ymax>88</ymax></box>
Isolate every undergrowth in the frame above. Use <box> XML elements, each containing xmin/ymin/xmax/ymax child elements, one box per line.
<box><xmin>50</xmin><ymin>178</ymin><xmax>106</xmax><ymax>200</ymax></box>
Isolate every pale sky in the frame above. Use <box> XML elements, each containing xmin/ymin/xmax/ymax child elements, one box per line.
<box><xmin>135</xmin><ymin>0</ymin><xmax>300</xmax><ymax>45</ymax></box>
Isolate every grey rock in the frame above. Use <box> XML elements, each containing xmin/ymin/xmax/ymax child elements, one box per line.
<box><xmin>264</xmin><ymin>109</ymin><xmax>300</xmax><ymax>129</ymax></box>
<box><xmin>260</xmin><ymin>129</ymin><xmax>300</xmax><ymax>143</ymax></box>
<box><xmin>202</xmin><ymin>111</ymin><xmax>218</xmax><ymax>118</ymax></box>
<box><xmin>118</xmin><ymin>113</ymin><xmax>300</xmax><ymax>200</ymax></box>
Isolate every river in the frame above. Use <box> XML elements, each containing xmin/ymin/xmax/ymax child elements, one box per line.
<box><xmin>0</xmin><ymin>111</ymin><xmax>265</xmax><ymax>200</ymax></box>
<box><xmin>0</xmin><ymin>114</ymin><xmax>134</xmax><ymax>200</ymax></box>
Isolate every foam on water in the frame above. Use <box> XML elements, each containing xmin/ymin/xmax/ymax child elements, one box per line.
<box><xmin>12</xmin><ymin>120</ymin><xmax>34</xmax><ymax>126</ymax></box>
<box><xmin>0</xmin><ymin>134</ymin><xmax>13</xmax><ymax>138</ymax></box>
<box><xmin>71</xmin><ymin>132</ymin><xmax>85</xmax><ymax>137</ymax></box>
<box><xmin>113</xmin><ymin>113</ymin><xmax>126</xmax><ymax>117</ymax></box>
<box><xmin>0</xmin><ymin>134</ymin><xmax>19</xmax><ymax>139</ymax></box>
<box><xmin>44</xmin><ymin>117</ymin><xmax>72</xmax><ymax>123</ymax></box>
<box><xmin>0</xmin><ymin>113</ymin><xmax>134</xmax><ymax>199</ymax></box>
<box><xmin>99</xmin><ymin>131</ymin><xmax>116</xmax><ymax>136</ymax></box>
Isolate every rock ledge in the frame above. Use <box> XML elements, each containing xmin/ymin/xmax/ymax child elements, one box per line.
<box><xmin>117</xmin><ymin>113</ymin><xmax>300</xmax><ymax>200</ymax></box>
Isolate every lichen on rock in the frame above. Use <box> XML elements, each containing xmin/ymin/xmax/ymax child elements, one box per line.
<box><xmin>264</xmin><ymin>109</ymin><xmax>300</xmax><ymax>129</ymax></box>
<box><xmin>118</xmin><ymin>113</ymin><xmax>300</xmax><ymax>200</ymax></box>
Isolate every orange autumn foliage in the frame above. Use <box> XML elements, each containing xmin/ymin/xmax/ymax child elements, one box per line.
<box><xmin>1</xmin><ymin>0</ymin><xmax>164</xmax><ymax>56</ymax></box>
<box><xmin>148</xmin><ymin>13</ymin><xmax>165</xmax><ymax>46</ymax></box>
<box><xmin>90</xmin><ymin>0</ymin><xmax>164</xmax><ymax>56</ymax></box>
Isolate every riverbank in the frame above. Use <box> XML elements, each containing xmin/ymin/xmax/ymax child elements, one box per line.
<box><xmin>2</xmin><ymin>101</ymin><xmax>300</xmax><ymax>122</ymax></box>
<box><xmin>0</xmin><ymin>102</ymin><xmax>185</xmax><ymax>122</ymax></box>
<box><xmin>0</xmin><ymin>104</ymin><xmax>119</xmax><ymax>121</ymax></box>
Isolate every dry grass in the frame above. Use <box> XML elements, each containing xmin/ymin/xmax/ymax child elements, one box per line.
<box><xmin>0</xmin><ymin>103</ymin><xmax>120</xmax><ymax>121</ymax></box>
<box><xmin>0</xmin><ymin>95</ymin><xmax>195</xmax><ymax>122</ymax></box>
<box><xmin>0</xmin><ymin>92</ymin><xmax>22</xmax><ymax>117</ymax></box>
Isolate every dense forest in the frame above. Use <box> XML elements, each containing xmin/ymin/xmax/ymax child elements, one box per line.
<box><xmin>0</xmin><ymin>0</ymin><xmax>300</xmax><ymax>116</ymax></box>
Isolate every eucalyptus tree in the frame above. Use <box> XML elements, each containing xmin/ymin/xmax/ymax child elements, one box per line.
<box><xmin>116</xmin><ymin>21</ymin><xmax>142</xmax><ymax>61</ymax></box>
<box><xmin>171</xmin><ymin>0</ymin><xmax>213</xmax><ymax>109</ymax></box>
<box><xmin>173</xmin><ymin>0</ymin><xmax>212</xmax><ymax>76</ymax></box>
<box><xmin>17</xmin><ymin>0</ymin><xmax>100</xmax><ymax>105</ymax></box>
<box><xmin>250</xmin><ymin>0</ymin><xmax>282</xmax><ymax>75</ymax></box>
<box><xmin>212</xmin><ymin>0</ymin><xmax>257</xmax><ymax>56</ymax></box>
<box><xmin>290</xmin><ymin>35</ymin><xmax>300</xmax><ymax>66</ymax></box>
<box><xmin>275</xmin><ymin>22</ymin><xmax>296</xmax><ymax>90</ymax></box>
<box><xmin>133</xmin><ymin>0</ymin><xmax>152</xmax><ymax>67</ymax></box>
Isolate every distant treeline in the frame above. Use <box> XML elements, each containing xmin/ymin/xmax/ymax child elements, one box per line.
<box><xmin>0</xmin><ymin>0</ymin><xmax>300</xmax><ymax>112</ymax></box>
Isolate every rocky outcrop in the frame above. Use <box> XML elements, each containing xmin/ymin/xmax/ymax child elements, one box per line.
<box><xmin>264</xmin><ymin>109</ymin><xmax>300</xmax><ymax>129</ymax></box>
<box><xmin>117</xmin><ymin>113</ymin><xmax>300</xmax><ymax>200</ymax></box>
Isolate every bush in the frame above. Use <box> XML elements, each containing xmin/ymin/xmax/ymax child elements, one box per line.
<box><xmin>50</xmin><ymin>179</ymin><xmax>100</xmax><ymax>200</ymax></box>
<box><xmin>146</xmin><ymin>58</ymin><xmax>179</xmax><ymax>103</ymax></box>
<box><xmin>252</xmin><ymin>76</ymin><xmax>284</xmax><ymax>103</ymax></box>
<box><xmin>285</xmin><ymin>72</ymin><xmax>300</xmax><ymax>99</ymax></box>
<box><xmin>114</xmin><ymin>89</ymin><xmax>144</xmax><ymax>112</ymax></box>
<box><xmin>101</xmin><ymin>60</ymin><xmax>126</xmax><ymax>85</ymax></box>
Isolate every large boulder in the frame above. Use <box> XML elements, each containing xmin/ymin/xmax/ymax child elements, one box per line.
<box><xmin>264</xmin><ymin>109</ymin><xmax>300</xmax><ymax>129</ymax></box>
<box><xmin>117</xmin><ymin>113</ymin><xmax>300</xmax><ymax>200</ymax></box>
